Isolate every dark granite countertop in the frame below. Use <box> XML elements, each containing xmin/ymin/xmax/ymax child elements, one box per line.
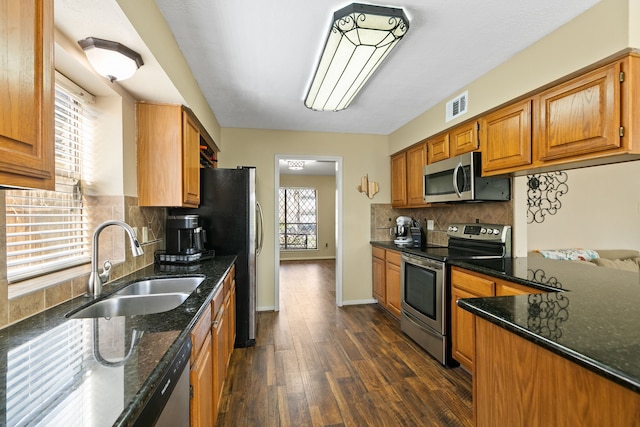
<box><xmin>0</xmin><ymin>255</ymin><xmax>236</xmax><ymax>427</ymax></box>
<box><xmin>370</xmin><ymin>241</ymin><xmax>404</xmax><ymax>252</ymax></box>
<box><xmin>451</xmin><ymin>256</ymin><xmax>640</xmax><ymax>394</ymax></box>
<box><xmin>371</xmin><ymin>241</ymin><xmax>640</xmax><ymax>394</ymax></box>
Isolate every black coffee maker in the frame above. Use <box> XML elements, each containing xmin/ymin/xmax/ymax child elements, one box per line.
<box><xmin>166</xmin><ymin>215</ymin><xmax>206</xmax><ymax>255</ymax></box>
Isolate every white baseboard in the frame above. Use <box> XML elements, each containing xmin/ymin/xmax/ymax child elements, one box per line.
<box><xmin>341</xmin><ymin>299</ymin><xmax>377</xmax><ymax>306</ymax></box>
<box><xmin>279</xmin><ymin>256</ymin><xmax>336</xmax><ymax>261</ymax></box>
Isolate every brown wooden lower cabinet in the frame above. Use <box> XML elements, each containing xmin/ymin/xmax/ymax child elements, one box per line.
<box><xmin>190</xmin><ymin>333</ymin><xmax>214</xmax><ymax>427</ymax></box>
<box><xmin>450</xmin><ymin>267</ymin><xmax>544</xmax><ymax>372</ymax></box>
<box><xmin>190</xmin><ymin>304</ymin><xmax>213</xmax><ymax>427</ymax></box>
<box><xmin>372</xmin><ymin>246</ymin><xmax>386</xmax><ymax>303</ymax></box>
<box><xmin>190</xmin><ymin>264</ymin><xmax>236</xmax><ymax>426</ymax></box>
<box><xmin>224</xmin><ymin>265</ymin><xmax>236</xmax><ymax>367</ymax></box>
<box><xmin>213</xmin><ymin>302</ymin><xmax>226</xmax><ymax>415</ymax></box>
<box><xmin>474</xmin><ymin>317</ymin><xmax>640</xmax><ymax>426</ymax></box>
<box><xmin>371</xmin><ymin>246</ymin><xmax>402</xmax><ymax>319</ymax></box>
<box><xmin>385</xmin><ymin>251</ymin><xmax>402</xmax><ymax>318</ymax></box>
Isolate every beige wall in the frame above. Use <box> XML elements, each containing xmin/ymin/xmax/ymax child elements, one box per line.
<box><xmin>630</xmin><ymin>0</ymin><xmax>640</xmax><ymax>47</ymax></box>
<box><xmin>219</xmin><ymin>128</ymin><xmax>389</xmax><ymax>309</ymax></box>
<box><xmin>280</xmin><ymin>174</ymin><xmax>336</xmax><ymax>260</ymax></box>
<box><xmin>527</xmin><ymin>161</ymin><xmax>640</xmax><ymax>251</ymax></box>
<box><xmin>117</xmin><ymin>0</ymin><xmax>222</xmax><ymax>147</ymax></box>
<box><xmin>389</xmin><ymin>0</ymin><xmax>633</xmax><ymax>154</ymax></box>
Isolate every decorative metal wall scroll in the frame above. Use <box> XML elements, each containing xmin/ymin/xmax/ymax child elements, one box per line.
<box><xmin>527</xmin><ymin>269</ymin><xmax>563</xmax><ymax>289</ymax></box>
<box><xmin>527</xmin><ymin>293</ymin><xmax>570</xmax><ymax>342</ymax></box>
<box><xmin>527</xmin><ymin>172</ymin><xmax>569</xmax><ymax>224</ymax></box>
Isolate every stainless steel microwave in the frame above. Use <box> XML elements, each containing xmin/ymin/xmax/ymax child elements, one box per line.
<box><xmin>423</xmin><ymin>152</ymin><xmax>511</xmax><ymax>203</ymax></box>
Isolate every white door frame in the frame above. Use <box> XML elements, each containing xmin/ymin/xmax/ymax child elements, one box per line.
<box><xmin>274</xmin><ymin>154</ymin><xmax>343</xmax><ymax>310</ymax></box>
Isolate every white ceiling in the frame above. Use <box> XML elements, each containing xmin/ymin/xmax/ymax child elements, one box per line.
<box><xmin>54</xmin><ymin>0</ymin><xmax>600</xmax><ymax>136</ymax></box>
<box><xmin>154</xmin><ymin>0</ymin><xmax>600</xmax><ymax>135</ymax></box>
<box><xmin>278</xmin><ymin>159</ymin><xmax>337</xmax><ymax>176</ymax></box>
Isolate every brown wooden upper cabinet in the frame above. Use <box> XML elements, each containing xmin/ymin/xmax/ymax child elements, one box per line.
<box><xmin>406</xmin><ymin>143</ymin><xmax>427</xmax><ymax>206</ymax></box>
<box><xmin>450</xmin><ymin>121</ymin><xmax>480</xmax><ymax>157</ymax></box>
<box><xmin>480</xmin><ymin>53</ymin><xmax>640</xmax><ymax>176</ymax></box>
<box><xmin>391</xmin><ymin>141</ymin><xmax>427</xmax><ymax>208</ymax></box>
<box><xmin>535</xmin><ymin>60</ymin><xmax>621</xmax><ymax>162</ymax></box>
<box><xmin>390</xmin><ymin>151</ymin><xmax>407</xmax><ymax>207</ymax></box>
<box><xmin>0</xmin><ymin>0</ymin><xmax>55</xmax><ymax>190</ymax></box>
<box><xmin>480</xmin><ymin>99</ymin><xmax>533</xmax><ymax>175</ymax></box>
<box><xmin>427</xmin><ymin>121</ymin><xmax>479</xmax><ymax>165</ymax></box>
<box><xmin>137</xmin><ymin>103</ymin><xmax>216</xmax><ymax>207</ymax></box>
<box><xmin>426</xmin><ymin>133</ymin><xmax>450</xmax><ymax>164</ymax></box>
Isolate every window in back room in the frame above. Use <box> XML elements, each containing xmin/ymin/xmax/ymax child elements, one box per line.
<box><xmin>5</xmin><ymin>73</ymin><xmax>95</xmax><ymax>282</ymax></box>
<box><xmin>279</xmin><ymin>187</ymin><xmax>318</xmax><ymax>250</ymax></box>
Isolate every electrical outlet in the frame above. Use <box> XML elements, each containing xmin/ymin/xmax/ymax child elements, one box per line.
<box><xmin>427</xmin><ymin>220</ymin><xmax>434</xmax><ymax>230</ymax></box>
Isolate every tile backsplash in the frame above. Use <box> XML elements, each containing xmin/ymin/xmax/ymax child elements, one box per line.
<box><xmin>1</xmin><ymin>196</ymin><xmax>166</xmax><ymax>329</ymax></box>
<box><xmin>371</xmin><ymin>201</ymin><xmax>513</xmax><ymax>246</ymax></box>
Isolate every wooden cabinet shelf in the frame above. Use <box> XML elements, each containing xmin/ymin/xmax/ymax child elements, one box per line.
<box><xmin>200</xmin><ymin>144</ymin><xmax>218</xmax><ymax>168</ymax></box>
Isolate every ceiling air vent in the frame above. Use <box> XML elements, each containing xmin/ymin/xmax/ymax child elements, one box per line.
<box><xmin>445</xmin><ymin>91</ymin><xmax>468</xmax><ymax>122</ymax></box>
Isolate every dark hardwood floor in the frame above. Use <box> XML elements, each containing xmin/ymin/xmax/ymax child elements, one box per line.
<box><xmin>216</xmin><ymin>259</ymin><xmax>472</xmax><ymax>426</ymax></box>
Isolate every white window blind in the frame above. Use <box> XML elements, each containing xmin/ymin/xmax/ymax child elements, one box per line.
<box><xmin>5</xmin><ymin>79</ymin><xmax>93</xmax><ymax>282</ymax></box>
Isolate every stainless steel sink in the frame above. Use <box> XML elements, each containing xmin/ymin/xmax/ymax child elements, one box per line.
<box><xmin>66</xmin><ymin>275</ymin><xmax>205</xmax><ymax>319</ymax></box>
<box><xmin>115</xmin><ymin>276</ymin><xmax>205</xmax><ymax>296</ymax></box>
<box><xmin>67</xmin><ymin>293</ymin><xmax>190</xmax><ymax>319</ymax></box>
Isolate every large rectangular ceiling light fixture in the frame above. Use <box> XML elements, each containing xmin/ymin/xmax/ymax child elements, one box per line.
<box><xmin>304</xmin><ymin>3</ymin><xmax>409</xmax><ymax>112</ymax></box>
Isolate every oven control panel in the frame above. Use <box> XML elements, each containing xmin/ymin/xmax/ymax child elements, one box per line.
<box><xmin>447</xmin><ymin>223</ymin><xmax>510</xmax><ymax>243</ymax></box>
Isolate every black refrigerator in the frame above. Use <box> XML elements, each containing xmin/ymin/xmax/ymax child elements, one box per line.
<box><xmin>172</xmin><ymin>167</ymin><xmax>261</xmax><ymax>347</ymax></box>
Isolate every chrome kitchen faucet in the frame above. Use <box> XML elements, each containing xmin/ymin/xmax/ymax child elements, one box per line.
<box><xmin>87</xmin><ymin>220</ymin><xmax>144</xmax><ymax>297</ymax></box>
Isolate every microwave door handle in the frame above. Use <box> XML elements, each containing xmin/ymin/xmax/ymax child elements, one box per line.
<box><xmin>453</xmin><ymin>163</ymin><xmax>463</xmax><ymax>198</ymax></box>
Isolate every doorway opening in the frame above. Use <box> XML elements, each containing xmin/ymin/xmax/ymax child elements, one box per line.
<box><xmin>273</xmin><ymin>155</ymin><xmax>343</xmax><ymax>311</ymax></box>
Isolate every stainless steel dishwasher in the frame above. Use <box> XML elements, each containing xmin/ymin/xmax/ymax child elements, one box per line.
<box><xmin>133</xmin><ymin>337</ymin><xmax>192</xmax><ymax>426</ymax></box>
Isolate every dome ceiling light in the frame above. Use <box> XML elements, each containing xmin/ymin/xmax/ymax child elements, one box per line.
<box><xmin>78</xmin><ymin>37</ymin><xmax>144</xmax><ymax>83</ymax></box>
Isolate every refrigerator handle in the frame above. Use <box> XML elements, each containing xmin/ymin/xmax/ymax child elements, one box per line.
<box><xmin>256</xmin><ymin>201</ymin><xmax>264</xmax><ymax>255</ymax></box>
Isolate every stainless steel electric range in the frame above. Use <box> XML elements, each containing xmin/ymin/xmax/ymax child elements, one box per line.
<box><xmin>399</xmin><ymin>223</ymin><xmax>511</xmax><ymax>365</ymax></box>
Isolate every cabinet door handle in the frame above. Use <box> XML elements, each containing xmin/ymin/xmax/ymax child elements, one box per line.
<box><xmin>212</xmin><ymin>305</ymin><xmax>224</xmax><ymax>327</ymax></box>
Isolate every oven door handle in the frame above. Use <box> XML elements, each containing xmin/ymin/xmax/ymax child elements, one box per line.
<box><xmin>402</xmin><ymin>253</ymin><xmax>444</xmax><ymax>270</ymax></box>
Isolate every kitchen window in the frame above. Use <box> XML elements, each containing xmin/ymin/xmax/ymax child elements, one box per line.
<box><xmin>4</xmin><ymin>75</ymin><xmax>94</xmax><ymax>282</ymax></box>
<box><xmin>278</xmin><ymin>187</ymin><xmax>318</xmax><ymax>250</ymax></box>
